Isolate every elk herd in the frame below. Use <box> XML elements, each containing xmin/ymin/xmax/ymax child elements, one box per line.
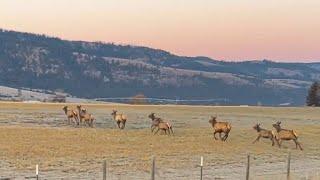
<box><xmin>62</xmin><ymin>105</ymin><xmax>303</xmax><ymax>151</ymax></box>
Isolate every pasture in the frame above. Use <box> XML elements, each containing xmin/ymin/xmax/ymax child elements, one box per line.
<box><xmin>0</xmin><ymin>102</ymin><xmax>319</xmax><ymax>179</ymax></box>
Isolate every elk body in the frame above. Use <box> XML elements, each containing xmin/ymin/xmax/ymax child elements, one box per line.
<box><xmin>252</xmin><ymin>123</ymin><xmax>275</xmax><ymax>146</ymax></box>
<box><xmin>62</xmin><ymin>106</ymin><xmax>79</xmax><ymax>125</ymax></box>
<box><xmin>272</xmin><ymin>121</ymin><xmax>303</xmax><ymax>150</ymax></box>
<box><xmin>111</xmin><ymin>110</ymin><xmax>127</xmax><ymax>129</ymax></box>
<box><xmin>209</xmin><ymin>116</ymin><xmax>231</xmax><ymax>141</ymax></box>
<box><xmin>77</xmin><ymin>105</ymin><xmax>94</xmax><ymax>127</ymax></box>
<box><xmin>148</xmin><ymin>113</ymin><xmax>173</xmax><ymax>135</ymax></box>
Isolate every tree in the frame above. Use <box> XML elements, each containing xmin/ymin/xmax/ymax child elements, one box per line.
<box><xmin>306</xmin><ymin>82</ymin><xmax>320</xmax><ymax>106</ymax></box>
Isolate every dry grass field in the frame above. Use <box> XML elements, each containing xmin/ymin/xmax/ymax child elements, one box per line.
<box><xmin>0</xmin><ymin>102</ymin><xmax>320</xmax><ymax>179</ymax></box>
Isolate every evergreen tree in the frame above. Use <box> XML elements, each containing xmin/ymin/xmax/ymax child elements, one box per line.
<box><xmin>306</xmin><ymin>82</ymin><xmax>320</xmax><ymax>106</ymax></box>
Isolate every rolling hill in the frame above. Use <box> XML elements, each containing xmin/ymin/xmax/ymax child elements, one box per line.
<box><xmin>0</xmin><ymin>29</ymin><xmax>319</xmax><ymax>105</ymax></box>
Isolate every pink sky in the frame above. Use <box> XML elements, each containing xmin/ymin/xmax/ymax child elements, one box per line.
<box><xmin>1</xmin><ymin>0</ymin><xmax>320</xmax><ymax>62</ymax></box>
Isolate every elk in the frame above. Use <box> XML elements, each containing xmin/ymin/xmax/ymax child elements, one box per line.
<box><xmin>79</xmin><ymin>108</ymin><xmax>95</xmax><ymax>127</ymax></box>
<box><xmin>77</xmin><ymin>105</ymin><xmax>89</xmax><ymax>124</ymax></box>
<box><xmin>252</xmin><ymin>123</ymin><xmax>275</xmax><ymax>146</ymax></box>
<box><xmin>111</xmin><ymin>110</ymin><xmax>127</xmax><ymax>129</ymax></box>
<box><xmin>76</xmin><ymin>105</ymin><xmax>94</xmax><ymax>127</ymax></box>
<box><xmin>148</xmin><ymin>113</ymin><xmax>174</xmax><ymax>135</ymax></box>
<box><xmin>62</xmin><ymin>106</ymin><xmax>79</xmax><ymax>125</ymax></box>
<box><xmin>209</xmin><ymin>116</ymin><xmax>231</xmax><ymax>141</ymax></box>
<box><xmin>148</xmin><ymin>113</ymin><xmax>163</xmax><ymax>132</ymax></box>
<box><xmin>272</xmin><ymin>121</ymin><xmax>303</xmax><ymax>150</ymax></box>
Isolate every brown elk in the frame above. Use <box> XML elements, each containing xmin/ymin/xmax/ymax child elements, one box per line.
<box><xmin>272</xmin><ymin>121</ymin><xmax>303</xmax><ymax>150</ymax></box>
<box><xmin>148</xmin><ymin>113</ymin><xmax>174</xmax><ymax>135</ymax></box>
<box><xmin>111</xmin><ymin>110</ymin><xmax>127</xmax><ymax>129</ymax></box>
<box><xmin>252</xmin><ymin>123</ymin><xmax>275</xmax><ymax>146</ymax></box>
<box><xmin>209</xmin><ymin>116</ymin><xmax>231</xmax><ymax>141</ymax></box>
<box><xmin>62</xmin><ymin>106</ymin><xmax>79</xmax><ymax>125</ymax></box>
<box><xmin>76</xmin><ymin>105</ymin><xmax>94</xmax><ymax>127</ymax></box>
<box><xmin>80</xmin><ymin>109</ymin><xmax>95</xmax><ymax>127</ymax></box>
<box><xmin>76</xmin><ymin>105</ymin><xmax>87</xmax><ymax>125</ymax></box>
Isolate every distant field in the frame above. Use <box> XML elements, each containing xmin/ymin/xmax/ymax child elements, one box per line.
<box><xmin>0</xmin><ymin>102</ymin><xmax>320</xmax><ymax>179</ymax></box>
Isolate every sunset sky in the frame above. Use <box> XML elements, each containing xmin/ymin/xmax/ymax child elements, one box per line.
<box><xmin>1</xmin><ymin>0</ymin><xmax>319</xmax><ymax>62</ymax></box>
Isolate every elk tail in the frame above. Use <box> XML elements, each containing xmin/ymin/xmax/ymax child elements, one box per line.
<box><xmin>292</xmin><ymin>130</ymin><xmax>298</xmax><ymax>139</ymax></box>
<box><xmin>166</xmin><ymin>122</ymin><xmax>174</xmax><ymax>135</ymax></box>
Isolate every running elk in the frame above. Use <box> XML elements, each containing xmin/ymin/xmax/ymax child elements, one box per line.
<box><xmin>209</xmin><ymin>116</ymin><xmax>231</xmax><ymax>141</ymax></box>
<box><xmin>62</xmin><ymin>106</ymin><xmax>79</xmax><ymax>125</ymax></box>
<box><xmin>148</xmin><ymin>113</ymin><xmax>174</xmax><ymax>135</ymax></box>
<box><xmin>111</xmin><ymin>110</ymin><xmax>127</xmax><ymax>129</ymax></box>
<box><xmin>252</xmin><ymin>123</ymin><xmax>275</xmax><ymax>146</ymax></box>
<box><xmin>272</xmin><ymin>121</ymin><xmax>303</xmax><ymax>150</ymax></box>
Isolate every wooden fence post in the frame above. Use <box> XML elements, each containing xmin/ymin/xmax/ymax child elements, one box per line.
<box><xmin>151</xmin><ymin>156</ymin><xmax>155</xmax><ymax>180</ymax></box>
<box><xmin>36</xmin><ymin>164</ymin><xmax>39</xmax><ymax>180</ymax></box>
<box><xmin>246</xmin><ymin>154</ymin><xmax>250</xmax><ymax>180</ymax></box>
<box><xmin>200</xmin><ymin>156</ymin><xmax>203</xmax><ymax>180</ymax></box>
<box><xmin>287</xmin><ymin>152</ymin><xmax>291</xmax><ymax>180</ymax></box>
<box><xmin>103</xmin><ymin>160</ymin><xmax>107</xmax><ymax>180</ymax></box>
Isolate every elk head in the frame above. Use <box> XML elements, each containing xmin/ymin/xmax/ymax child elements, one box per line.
<box><xmin>272</xmin><ymin>121</ymin><xmax>282</xmax><ymax>131</ymax></box>
<box><xmin>111</xmin><ymin>110</ymin><xmax>117</xmax><ymax>116</ymax></box>
<box><xmin>209</xmin><ymin>116</ymin><xmax>217</xmax><ymax>124</ymax></box>
<box><xmin>253</xmin><ymin>123</ymin><xmax>261</xmax><ymax>131</ymax></box>
<box><xmin>148</xmin><ymin>113</ymin><xmax>155</xmax><ymax>120</ymax></box>
<box><xmin>63</xmin><ymin>105</ymin><xmax>68</xmax><ymax>110</ymax></box>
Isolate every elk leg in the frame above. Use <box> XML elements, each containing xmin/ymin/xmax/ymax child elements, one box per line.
<box><xmin>151</xmin><ymin>126</ymin><xmax>158</xmax><ymax>133</ymax></box>
<box><xmin>252</xmin><ymin>135</ymin><xmax>261</xmax><ymax>144</ymax></box>
<box><xmin>213</xmin><ymin>132</ymin><xmax>218</xmax><ymax>140</ymax></box>
<box><xmin>122</xmin><ymin>121</ymin><xmax>126</xmax><ymax>129</ymax></box>
<box><xmin>167</xmin><ymin>128</ymin><xmax>170</xmax><ymax>135</ymax></box>
<box><xmin>170</xmin><ymin>127</ymin><xmax>174</xmax><ymax>136</ymax></box>
<box><xmin>75</xmin><ymin>116</ymin><xmax>79</xmax><ymax>126</ymax></box>
<box><xmin>277</xmin><ymin>139</ymin><xmax>282</xmax><ymax>148</ymax></box>
<box><xmin>154</xmin><ymin>128</ymin><xmax>160</xmax><ymax>135</ymax></box>
<box><xmin>117</xmin><ymin>121</ymin><xmax>121</xmax><ymax>129</ymax></box>
<box><xmin>271</xmin><ymin>137</ymin><xmax>275</xmax><ymax>146</ymax></box>
<box><xmin>90</xmin><ymin>120</ymin><xmax>94</xmax><ymax>127</ymax></box>
<box><xmin>293</xmin><ymin>139</ymin><xmax>303</xmax><ymax>151</ymax></box>
<box><xmin>223</xmin><ymin>133</ymin><xmax>229</xmax><ymax>141</ymax></box>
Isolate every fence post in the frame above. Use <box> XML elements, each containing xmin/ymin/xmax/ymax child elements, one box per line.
<box><xmin>246</xmin><ymin>154</ymin><xmax>250</xmax><ymax>180</ymax></box>
<box><xmin>287</xmin><ymin>152</ymin><xmax>291</xmax><ymax>180</ymax></box>
<box><xmin>151</xmin><ymin>156</ymin><xmax>155</xmax><ymax>180</ymax></box>
<box><xmin>36</xmin><ymin>164</ymin><xmax>39</xmax><ymax>180</ymax></box>
<box><xmin>103</xmin><ymin>160</ymin><xmax>107</xmax><ymax>180</ymax></box>
<box><xmin>200</xmin><ymin>156</ymin><xmax>203</xmax><ymax>180</ymax></box>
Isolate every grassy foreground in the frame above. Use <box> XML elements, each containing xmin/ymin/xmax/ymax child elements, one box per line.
<box><xmin>0</xmin><ymin>102</ymin><xmax>320</xmax><ymax>179</ymax></box>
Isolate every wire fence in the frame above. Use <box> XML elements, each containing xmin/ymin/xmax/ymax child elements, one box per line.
<box><xmin>1</xmin><ymin>153</ymin><xmax>319</xmax><ymax>180</ymax></box>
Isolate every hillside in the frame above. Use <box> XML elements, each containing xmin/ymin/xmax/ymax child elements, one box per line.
<box><xmin>0</xmin><ymin>29</ymin><xmax>319</xmax><ymax>105</ymax></box>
